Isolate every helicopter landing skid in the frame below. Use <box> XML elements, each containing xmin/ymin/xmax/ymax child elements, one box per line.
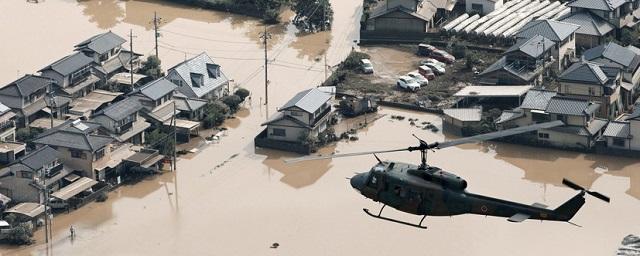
<box><xmin>363</xmin><ymin>207</ymin><xmax>427</xmax><ymax>229</ymax></box>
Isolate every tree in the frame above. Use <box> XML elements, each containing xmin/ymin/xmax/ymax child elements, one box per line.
<box><xmin>234</xmin><ymin>88</ymin><xmax>250</xmax><ymax>101</ymax></box>
<box><xmin>221</xmin><ymin>95</ymin><xmax>243</xmax><ymax>112</ymax></box>
<box><xmin>16</xmin><ymin>128</ymin><xmax>41</xmax><ymax>143</ymax></box>
<box><xmin>4</xmin><ymin>223</ymin><xmax>34</xmax><ymax>245</ymax></box>
<box><xmin>203</xmin><ymin>100</ymin><xmax>229</xmax><ymax>128</ymax></box>
<box><xmin>145</xmin><ymin>129</ymin><xmax>175</xmax><ymax>156</ymax></box>
<box><xmin>452</xmin><ymin>45</ymin><xmax>467</xmax><ymax>59</ymax></box>
<box><xmin>292</xmin><ymin>0</ymin><xmax>334</xmax><ymax>32</ymax></box>
<box><xmin>139</xmin><ymin>55</ymin><xmax>164</xmax><ymax>79</ymax></box>
<box><xmin>620</xmin><ymin>28</ymin><xmax>637</xmax><ymax>46</ymax></box>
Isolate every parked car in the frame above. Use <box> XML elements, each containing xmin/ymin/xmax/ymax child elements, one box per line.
<box><xmin>360</xmin><ymin>59</ymin><xmax>374</xmax><ymax>74</ymax></box>
<box><xmin>422</xmin><ymin>63</ymin><xmax>445</xmax><ymax>75</ymax></box>
<box><xmin>407</xmin><ymin>72</ymin><xmax>429</xmax><ymax>86</ymax></box>
<box><xmin>429</xmin><ymin>50</ymin><xmax>455</xmax><ymax>64</ymax></box>
<box><xmin>419</xmin><ymin>58</ymin><xmax>446</xmax><ymax>68</ymax></box>
<box><xmin>418</xmin><ymin>66</ymin><xmax>436</xmax><ymax>80</ymax></box>
<box><xmin>397</xmin><ymin>76</ymin><xmax>421</xmax><ymax>91</ymax></box>
<box><xmin>417</xmin><ymin>44</ymin><xmax>438</xmax><ymax>56</ymax></box>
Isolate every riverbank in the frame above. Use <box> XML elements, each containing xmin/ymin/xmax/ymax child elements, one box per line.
<box><xmin>165</xmin><ymin>0</ymin><xmax>284</xmax><ymax>23</ymax></box>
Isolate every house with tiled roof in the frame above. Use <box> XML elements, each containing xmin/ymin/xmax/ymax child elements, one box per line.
<box><xmin>442</xmin><ymin>108</ymin><xmax>482</xmax><ymax>136</ymax></box>
<box><xmin>516</xmin><ymin>19</ymin><xmax>580</xmax><ymax>72</ymax></box>
<box><xmin>560</xmin><ymin>11</ymin><xmax>615</xmax><ymax>52</ymax></box>
<box><xmin>166</xmin><ymin>52</ymin><xmax>229</xmax><ymax>100</ymax></box>
<box><xmin>582</xmin><ymin>42</ymin><xmax>640</xmax><ymax>109</ymax></box>
<box><xmin>479</xmin><ymin>35</ymin><xmax>555</xmax><ymax>85</ymax></box>
<box><xmin>256</xmin><ymin>88</ymin><xmax>333</xmax><ymax>153</ymax></box>
<box><xmin>75</xmin><ymin>31</ymin><xmax>142</xmax><ymax>81</ymax></box>
<box><xmin>32</xmin><ymin>119</ymin><xmax>116</xmax><ymax>180</ymax></box>
<box><xmin>39</xmin><ymin>52</ymin><xmax>99</xmax><ymax>99</ymax></box>
<box><xmin>496</xmin><ymin>89</ymin><xmax>558</xmax><ymax>127</ymax></box>
<box><xmin>92</xmin><ymin>96</ymin><xmax>149</xmax><ymax>145</ymax></box>
<box><xmin>602</xmin><ymin>108</ymin><xmax>640</xmax><ymax>150</ymax></box>
<box><xmin>558</xmin><ymin>60</ymin><xmax>624</xmax><ymax>119</ymax></box>
<box><xmin>566</xmin><ymin>0</ymin><xmax>640</xmax><ymax>29</ymax></box>
<box><xmin>362</xmin><ymin>0</ymin><xmax>455</xmax><ymax>40</ymax></box>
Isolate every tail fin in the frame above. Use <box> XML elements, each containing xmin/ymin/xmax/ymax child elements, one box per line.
<box><xmin>554</xmin><ymin>192</ymin><xmax>586</xmax><ymax>221</ymax></box>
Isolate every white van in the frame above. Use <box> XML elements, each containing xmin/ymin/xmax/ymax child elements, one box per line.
<box><xmin>360</xmin><ymin>59</ymin><xmax>374</xmax><ymax>74</ymax></box>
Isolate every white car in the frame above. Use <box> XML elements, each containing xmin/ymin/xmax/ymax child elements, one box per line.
<box><xmin>397</xmin><ymin>76</ymin><xmax>421</xmax><ymax>91</ymax></box>
<box><xmin>360</xmin><ymin>59</ymin><xmax>374</xmax><ymax>74</ymax></box>
<box><xmin>423</xmin><ymin>63</ymin><xmax>445</xmax><ymax>75</ymax></box>
<box><xmin>407</xmin><ymin>72</ymin><xmax>429</xmax><ymax>86</ymax></box>
<box><xmin>419</xmin><ymin>58</ymin><xmax>446</xmax><ymax>68</ymax></box>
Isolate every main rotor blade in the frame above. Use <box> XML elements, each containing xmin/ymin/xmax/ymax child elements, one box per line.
<box><xmin>285</xmin><ymin>148</ymin><xmax>408</xmax><ymax>164</ymax></box>
<box><xmin>562</xmin><ymin>178</ymin><xmax>585</xmax><ymax>191</ymax></box>
<box><xmin>437</xmin><ymin>120</ymin><xmax>564</xmax><ymax>149</ymax></box>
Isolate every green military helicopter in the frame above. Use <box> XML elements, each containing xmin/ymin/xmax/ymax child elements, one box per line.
<box><xmin>287</xmin><ymin>120</ymin><xmax>609</xmax><ymax>229</ymax></box>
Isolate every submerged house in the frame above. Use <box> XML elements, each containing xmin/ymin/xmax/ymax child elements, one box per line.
<box><xmin>92</xmin><ymin>97</ymin><xmax>149</xmax><ymax>145</ymax></box>
<box><xmin>479</xmin><ymin>35</ymin><xmax>555</xmax><ymax>85</ymax></box>
<box><xmin>166</xmin><ymin>52</ymin><xmax>229</xmax><ymax>100</ymax></box>
<box><xmin>256</xmin><ymin>88</ymin><xmax>333</xmax><ymax>154</ymax></box>
<box><xmin>39</xmin><ymin>52</ymin><xmax>99</xmax><ymax>99</ymax></box>
<box><xmin>602</xmin><ymin>109</ymin><xmax>640</xmax><ymax>151</ymax></box>
<box><xmin>74</xmin><ymin>31</ymin><xmax>142</xmax><ymax>81</ymax></box>
<box><xmin>0</xmin><ymin>75</ymin><xmax>52</xmax><ymax>127</ymax></box>
<box><xmin>558</xmin><ymin>60</ymin><xmax>624</xmax><ymax>119</ymax></box>
<box><xmin>363</xmin><ymin>0</ymin><xmax>455</xmax><ymax>41</ymax></box>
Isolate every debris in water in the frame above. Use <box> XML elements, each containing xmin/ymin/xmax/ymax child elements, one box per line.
<box><xmin>271</xmin><ymin>242</ymin><xmax>280</xmax><ymax>249</ymax></box>
<box><xmin>617</xmin><ymin>234</ymin><xmax>640</xmax><ymax>256</ymax></box>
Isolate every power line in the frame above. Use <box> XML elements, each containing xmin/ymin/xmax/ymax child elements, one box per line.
<box><xmin>162</xmin><ymin>29</ymin><xmax>256</xmax><ymax>45</ymax></box>
<box><xmin>260</xmin><ymin>25</ymin><xmax>272</xmax><ymax>105</ymax></box>
<box><xmin>158</xmin><ymin>44</ymin><xmax>263</xmax><ymax>61</ymax></box>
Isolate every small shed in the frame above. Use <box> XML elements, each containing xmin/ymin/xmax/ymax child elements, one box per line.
<box><xmin>454</xmin><ymin>85</ymin><xmax>532</xmax><ymax>109</ymax></box>
<box><xmin>466</xmin><ymin>0</ymin><xmax>503</xmax><ymax>15</ymax></box>
<box><xmin>4</xmin><ymin>203</ymin><xmax>44</xmax><ymax>223</ymax></box>
<box><xmin>442</xmin><ymin>108</ymin><xmax>483</xmax><ymax>136</ymax></box>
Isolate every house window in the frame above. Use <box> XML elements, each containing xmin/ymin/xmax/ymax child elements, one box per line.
<box><xmin>588</xmin><ymin>87</ymin><xmax>596</xmax><ymax>95</ymax></box>
<box><xmin>20</xmin><ymin>171</ymin><xmax>33</xmax><ymax>179</ymax></box>
<box><xmin>70</xmin><ymin>149</ymin><xmax>85</xmax><ymax>159</ymax></box>
<box><xmin>94</xmin><ymin>148</ymin><xmax>105</xmax><ymax>161</ymax></box>
<box><xmin>272</xmin><ymin>128</ymin><xmax>286</xmax><ymax>137</ymax></box>
<box><xmin>613</xmin><ymin>138</ymin><xmax>626</xmax><ymax>147</ymax></box>
<box><xmin>538</xmin><ymin>133</ymin><xmax>550</xmax><ymax>139</ymax></box>
<box><xmin>290</xmin><ymin>111</ymin><xmax>302</xmax><ymax>117</ymax></box>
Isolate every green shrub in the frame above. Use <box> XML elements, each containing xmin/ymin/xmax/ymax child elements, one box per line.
<box><xmin>452</xmin><ymin>45</ymin><xmax>467</xmax><ymax>59</ymax></box>
<box><xmin>5</xmin><ymin>223</ymin><xmax>34</xmax><ymax>245</ymax></box>
<box><xmin>234</xmin><ymin>88</ymin><xmax>250</xmax><ymax>101</ymax></box>
<box><xmin>342</xmin><ymin>52</ymin><xmax>371</xmax><ymax>70</ymax></box>
<box><xmin>221</xmin><ymin>95</ymin><xmax>243</xmax><ymax>112</ymax></box>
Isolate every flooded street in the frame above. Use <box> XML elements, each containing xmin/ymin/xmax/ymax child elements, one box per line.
<box><xmin>1</xmin><ymin>1</ymin><xmax>639</xmax><ymax>255</ymax></box>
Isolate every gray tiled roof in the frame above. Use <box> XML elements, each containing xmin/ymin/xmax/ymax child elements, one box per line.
<box><xmin>603</xmin><ymin>121</ymin><xmax>631</xmax><ymax>138</ymax></box>
<box><xmin>545</xmin><ymin>97</ymin><xmax>600</xmax><ymax>116</ymax></box>
<box><xmin>95</xmin><ymin>96</ymin><xmax>143</xmax><ymax>121</ymax></box>
<box><xmin>496</xmin><ymin>109</ymin><xmax>524</xmax><ymax>124</ymax></box>
<box><xmin>280</xmin><ymin>88</ymin><xmax>332</xmax><ymax>113</ymax></box>
<box><xmin>173</xmin><ymin>95</ymin><xmax>207</xmax><ymax>112</ymax></box>
<box><xmin>516</xmin><ymin>19</ymin><xmax>580</xmax><ymax>42</ymax></box>
<box><xmin>39</xmin><ymin>52</ymin><xmax>94</xmax><ymax>76</ymax></box>
<box><xmin>95</xmin><ymin>50</ymin><xmax>141</xmax><ymax>75</ymax></box>
<box><xmin>520</xmin><ymin>89</ymin><xmax>558</xmax><ymax>110</ymax></box>
<box><xmin>559</xmin><ymin>61</ymin><xmax>609</xmax><ymax>85</ymax></box>
<box><xmin>169</xmin><ymin>53</ymin><xmax>229</xmax><ymax>98</ymax></box>
<box><xmin>0</xmin><ymin>75</ymin><xmax>52</xmax><ymax>98</ymax></box>
<box><xmin>627</xmin><ymin>108</ymin><xmax>640</xmax><ymax>120</ymax></box>
<box><xmin>505</xmin><ymin>35</ymin><xmax>555</xmax><ymax>58</ymax></box>
<box><xmin>567</xmin><ymin>0</ymin><xmax>626</xmax><ymax>11</ymax></box>
<box><xmin>370</xmin><ymin>5</ymin><xmax>433</xmax><ymax>21</ymax></box>
<box><xmin>583</xmin><ymin>42</ymin><xmax>640</xmax><ymax>70</ymax></box>
<box><xmin>560</xmin><ymin>12</ymin><xmax>614</xmax><ymax>36</ymax></box>
<box><xmin>75</xmin><ymin>31</ymin><xmax>126</xmax><ymax>55</ymax></box>
<box><xmin>443</xmin><ymin>108</ymin><xmax>482</xmax><ymax>122</ymax></box>
<box><xmin>134</xmin><ymin>78</ymin><xmax>177</xmax><ymax>101</ymax></box>
<box><xmin>15</xmin><ymin>146</ymin><xmax>59</xmax><ymax>171</ymax></box>
<box><xmin>33</xmin><ymin>131</ymin><xmax>113</xmax><ymax>152</ymax></box>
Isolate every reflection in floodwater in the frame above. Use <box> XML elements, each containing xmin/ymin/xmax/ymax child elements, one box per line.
<box><xmin>77</xmin><ymin>0</ymin><xmax>124</xmax><ymax>29</ymax></box>
<box><xmin>257</xmin><ymin>145</ymin><xmax>335</xmax><ymax>189</ymax></box>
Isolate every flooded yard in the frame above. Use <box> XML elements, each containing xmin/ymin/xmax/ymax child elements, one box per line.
<box><xmin>0</xmin><ymin>1</ymin><xmax>638</xmax><ymax>256</ymax></box>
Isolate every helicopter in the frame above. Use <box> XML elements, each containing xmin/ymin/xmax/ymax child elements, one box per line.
<box><xmin>286</xmin><ymin>120</ymin><xmax>610</xmax><ymax>229</ymax></box>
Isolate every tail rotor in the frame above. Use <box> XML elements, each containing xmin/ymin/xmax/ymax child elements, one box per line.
<box><xmin>562</xmin><ymin>179</ymin><xmax>610</xmax><ymax>203</ymax></box>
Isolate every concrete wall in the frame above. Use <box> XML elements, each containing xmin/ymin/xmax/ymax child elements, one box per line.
<box><xmin>556</xmin><ymin>36</ymin><xmax>576</xmax><ymax>72</ymax></box>
<box><xmin>538</xmin><ymin>129</ymin><xmax>590</xmax><ymax>149</ymax></box>
<box><xmin>631</xmin><ymin>119</ymin><xmax>640</xmax><ymax>150</ymax></box>
<box><xmin>373</xmin><ymin>11</ymin><xmax>428</xmax><ymax>33</ymax></box>
<box><xmin>606</xmin><ymin>136</ymin><xmax>630</xmax><ymax>149</ymax></box>
<box><xmin>267</xmin><ymin>125</ymin><xmax>307</xmax><ymax>142</ymax></box>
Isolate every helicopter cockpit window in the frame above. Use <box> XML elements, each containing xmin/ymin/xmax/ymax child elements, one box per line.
<box><xmin>369</xmin><ymin>175</ymin><xmax>378</xmax><ymax>186</ymax></box>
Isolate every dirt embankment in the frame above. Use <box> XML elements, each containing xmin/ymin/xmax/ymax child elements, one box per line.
<box><xmin>335</xmin><ymin>44</ymin><xmax>500</xmax><ymax>109</ymax></box>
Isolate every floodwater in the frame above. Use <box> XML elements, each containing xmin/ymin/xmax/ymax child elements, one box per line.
<box><xmin>0</xmin><ymin>1</ymin><xmax>639</xmax><ymax>255</ymax></box>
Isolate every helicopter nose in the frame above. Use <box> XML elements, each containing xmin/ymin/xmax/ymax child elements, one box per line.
<box><xmin>350</xmin><ymin>173</ymin><xmax>368</xmax><ymax>191</ymax></box>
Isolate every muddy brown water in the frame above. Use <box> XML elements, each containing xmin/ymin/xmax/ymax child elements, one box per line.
<box><xmin>1</xmin><ymin>1</ymin><xmax>639</xmax><ymax>255</ymax></box>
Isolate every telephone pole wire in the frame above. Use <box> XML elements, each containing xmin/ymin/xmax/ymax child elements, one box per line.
<box><xmin>260</xmin><ymin>25</ymin><xmax>272</xmax><ymax>105</ymax></box>
<box><xmin>129</xmin><ymin>30</ymin><xmax>136</xmax><ymax>87</ymax></box>
<box><xmin>151</xmin><ymin>11</ymin><xmax>164</xmax><ymax>58</ymax></box>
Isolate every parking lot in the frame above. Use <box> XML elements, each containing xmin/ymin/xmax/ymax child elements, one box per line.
<box><xmin>339</xmin><ymin>44</ymin><xmax>500</xmax><ymax>108</ymax></box>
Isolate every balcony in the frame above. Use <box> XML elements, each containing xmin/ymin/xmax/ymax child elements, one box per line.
<box><xmin>115</xmin><ymin>121</ymin><xmax>134</xmax><ymax>134</ymax></box>
<box><xmin>311</xmin><ymin>107</ymin><xmax>332</xmax><ymax>126</ymax></box>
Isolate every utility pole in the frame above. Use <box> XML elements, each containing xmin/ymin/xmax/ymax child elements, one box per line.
<box><xmin>260</xmin><ymin>25</ymin><xmax>271</xmax><ymax>105</ymax></box>
<box><xmin>40</xmin><ymin>168</ymin><xmax>51</xmax><ymax>244</ymax></box>
<box><xmin>129</xmin><ymin>30</ymin><xmax>136</xmax><ymax>87</ymax></box>
<box><xmin>173</xmin><ymin>102</ymin><xmax>177</xmax><ymax>172</ymax></box>
<box><xmin>151</xmin><ymin>11</ymin><xmax>163</xmax><ymax>58</ymax></box>
<box><xmin>324</xmin><ymin>54</ymin><xmax>328</xmax><ymax>81</ymax></box>
<box><xmin>47</xmin><ymin>87</ymin><xmax>55</xmax><ymax>129</ymax></box>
